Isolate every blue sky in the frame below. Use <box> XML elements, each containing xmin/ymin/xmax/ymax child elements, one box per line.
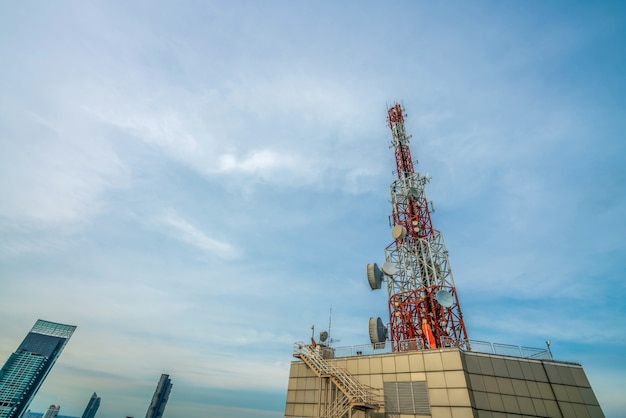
<box><xmin>1</xmin><ymin>1</ymin><xmax>624</xmax><ymax>417</ymax></box>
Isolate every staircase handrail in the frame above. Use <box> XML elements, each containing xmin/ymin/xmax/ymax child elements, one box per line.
<box><xmin>293</xmin><ymin>342</ymin><xmax>381</xmax><ymax>408</ymax></box>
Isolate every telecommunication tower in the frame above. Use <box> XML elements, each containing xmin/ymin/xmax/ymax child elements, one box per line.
<box><xmin>367</xmin><ymin>102</ymin><xmax>469</xmax><ymax>352</ymax></box>
<box><xmin>285</xmin><ymin>104</ymin><xmax>605</xmax><ymax>418</ymax></box>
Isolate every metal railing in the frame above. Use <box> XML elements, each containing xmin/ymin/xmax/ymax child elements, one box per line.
<box><xmin>298</xmin><ymin>338</ymin><xmax>552</xmax><ymax>361</ymax></box>
<box><xmin>293</xmin><ymin>342</ymin><xmax>382</xmax><ymax>409</ymax></box>
<box><xmin>463</xmin><ymin>340</ymin><xmax>553</xmax><ymax>360</ymax></box>
<box><xmin>327</xmin><ymin>395</ymin><xmax>350</xmax><ymax>418</ymax></box>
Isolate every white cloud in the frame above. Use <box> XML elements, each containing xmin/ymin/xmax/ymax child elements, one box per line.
<box><xmin>156</xmin><ymin>210</ymin><xmax>237</xmax><ymax>259</ymax></box>
<box><xmin>76</xmin><ymin>64</ymin><xmax>385</xmax><ymax>194</ymax></box>
<box><xmin>215</xmin><ymin>149</ymin><xmax>321</xmax><ymax>189</ymax></box>
<box><xmin>0</xmin><ymin>110</ymin><xmax>128</xmax><ymax>227</ymax></box>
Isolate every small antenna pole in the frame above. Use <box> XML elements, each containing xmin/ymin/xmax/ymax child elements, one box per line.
<box><xmin>328</xmin><ymin>305</ymin><xmax>333</xmax><ymax>346</ymax></box>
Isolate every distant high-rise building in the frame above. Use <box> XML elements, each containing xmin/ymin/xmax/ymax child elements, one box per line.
<box><xmin>42</xmin><ymin>405</ymin><xmax>60</xmax><ymax>418</ymax></box>
<box><xmin>0</xmin><ymin>319</ymin><xmax>76</xmax><ymax>418</ymax></box>
<box><xmin>80</xmin><ymin>393</ymin><xmax>100</xmax><ymax>418</ymax></box>
<box><xmin>144</xmin><ymin>374</ymin><xmax>172</xmax><ymax>418</ymax></box>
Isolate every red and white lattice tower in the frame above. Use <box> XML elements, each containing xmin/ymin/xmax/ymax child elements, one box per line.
<box><xmin>368</xmin><ymin>103</ymin><xmax>469</xmax><ymax>353</ymax></box>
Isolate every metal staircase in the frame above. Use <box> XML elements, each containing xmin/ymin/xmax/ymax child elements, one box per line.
<box><xmin>293</xmin><ymin>343</ymin><xmax>381</xmax><ymax>418</ymax></box>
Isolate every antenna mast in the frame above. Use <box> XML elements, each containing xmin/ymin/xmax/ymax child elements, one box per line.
<box><xmin>328</xmin><ymin>305</ymin><xmax>332</xmax><ymax>340</ymax></box>
<box><xmin>370</xmin><ymin>103</ymin><xmax>469</xmax><ymax>352</ymax></box>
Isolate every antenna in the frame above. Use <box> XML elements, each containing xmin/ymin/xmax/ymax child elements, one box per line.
<box><xmin>381</xmin><ymin>261</ymin><xmax>396</xmax><ymax>276</ymax></box>
<box><xmin>328</xmin><ymin>305</ymin><xmax>332</xmax><ymax>346</ymax></box>
<box><xmin>367</xmin><ymin>264</ymin><xmax>383</xmax><ymax>289</ymax></box>
<box><xmin>435</xmin><ymin>290</ymin><xmax>454</xmax><ymax>308</ymax></box>
<box><xmin>368</xmin><ymin>317</ymin><xmax>387</xmax><ymax>347</ymax></box>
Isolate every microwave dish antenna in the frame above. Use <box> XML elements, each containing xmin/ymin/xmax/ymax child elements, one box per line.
<box><xmin>381</xmin><ymin>261</ymin><xmax>396</xmax><ymax>276</ymax></box>
<box><xmin>368</xmin><ymin>317</ymin><xmax>387</xmax><ymax>346</ymax></box>
<box><xmin>391</xmin><ymin>225</ymin><xmax>407</xmax><ymax>240</ymax></box>
<box><xmin>435</xmin><ymin>290</ymin><xmax>454</xmax><ymax>308</ymax></box>
<box><xmin>366</xmin><ymin>263</ymin><xmax>383</xmax><ymax>290</ymax></box>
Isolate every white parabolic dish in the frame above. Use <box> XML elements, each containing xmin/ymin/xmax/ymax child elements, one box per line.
<box><xmin>391</xmin><ymin>224</ymin><xmax>406</xmax><ymax>239</ymax></box>
<box><xmin>436</xmin><ymin>290</ymin><xmax>454</xmax><ymax>308</ymax></box>
<box><xmin>381</xmin><ymin>261</ymin><xmax>396</xmax><ymax>276</ymax></box>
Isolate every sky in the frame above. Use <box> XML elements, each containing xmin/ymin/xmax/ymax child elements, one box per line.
<box><xmin>0</xmin><ymin>1</ymin><xmax>625</xmax><ymax>417</ymax></box>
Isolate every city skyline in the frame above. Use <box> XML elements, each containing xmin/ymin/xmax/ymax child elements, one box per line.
<box><xmin>1</xmin><ymin>1</ymin><xmax>625</xmax><ymax>417</ymax></box>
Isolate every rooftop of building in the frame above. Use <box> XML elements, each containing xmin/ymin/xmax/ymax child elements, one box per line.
<box><xmin>294</xmin><ymin>337</ymin><xmax>557</xmax><ymax>363</ymax></box>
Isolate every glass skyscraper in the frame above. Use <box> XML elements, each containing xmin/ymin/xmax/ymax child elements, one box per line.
<box><xmin>0</xmin><ymin>320</ymin><xmax>76</xmax><ymax>418</ymax></box>
<box><xmin>80</xmin><ymin>393</ymin><xmax>100</xmax><ymax>418</ymax></box>
<box><xmin>144</xmin><ymin>374</ymin><xmax>172</xmax><ymax>418</ymax></box>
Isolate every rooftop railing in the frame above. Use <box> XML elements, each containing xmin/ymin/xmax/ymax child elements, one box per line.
<box><xmin>313</xmin><ymin>338</ymin><xmax>552</xmax><ymax>361</ymax></box>
<box><xmin>466</xmin><ymin>340</ymin><xmax>552</xmax><ymax>360</ymax></box>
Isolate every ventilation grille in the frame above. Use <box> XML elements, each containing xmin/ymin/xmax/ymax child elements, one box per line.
<box><xmin>384</xmin><ymin>381</ymin><xmax>430</xmax><ymax>415</ymax></box>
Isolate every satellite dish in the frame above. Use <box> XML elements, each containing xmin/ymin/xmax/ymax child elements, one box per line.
<box><xmin>436</xmin><ymin>290</ymin><xmax>454</xmax><ymax>308</ymax></box>
<box><xmin>409</xmin><ymin>187</ymin><xmax>420</xmax><ymax>197</ymax></box>
<box><xmin>366</xmin><ymin>263</ymin><xmax>383</xmax><ymax>290</ymax></box>
<box><xmin>319</xmin><ymin>331</ymin><xmax>329</xmax><ymax>342</ymax></box>
<box><xmin>368</xmin><ymin>317</ymin><xmax>387</xmax><ymax>346</ymax></box>
<box><xmin>391</xmin><ymin>225</ymin><xmax>406</xmax><ymax>240</ymax></box>
<box><xmin>381</xmin><ymin>261</ymin><xmax>396</xmax><ymax>276</ymax></box>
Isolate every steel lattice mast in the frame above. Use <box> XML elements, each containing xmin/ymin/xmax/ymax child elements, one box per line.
<box><xmin>382</xmin><ymin>103</ymin><xmax>468</xmax><ymax>352</ymax></box>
